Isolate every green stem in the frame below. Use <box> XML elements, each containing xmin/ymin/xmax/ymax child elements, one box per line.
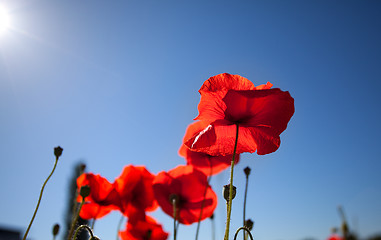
<box><xmin>68</xmin><ymin>198</ymin><xmax>85</xmax><ymax>240</ymax></box>
<box><xmin>224</xmin><ymin>124</ymin><xmax>239</xmax><ymax>240</ymax></box>
<box><xmin>195</xmin><ymin>160</ymin><xmax>213</xmax><ymax>240</ymax></box>
<box><xmin>22</xmin><ymin>156</ymin><xmax>59</xmax><ymax>240</ymax></box>
<box><xmin>233</xmin><ymin>227</ymin><xmax>253</xmax><ymax>240</ymax></box>
<box><xmin>73</xmin><ymin>225</ymin><xmax>94</xmax><ymax>240</ymax></box>
<box><xmin>116</xmin><ymin>215</ymin><xmax>125</xmax><ymax>240</ymax></box>
<box><xmin>91</xmin><ymin>219</ymin><xmax>96</xmax><ymax>230</ymax></box>
<box><xmin>243</xmin><ymin>174</ymin><xmax>249</xmax><ymax>240</ymax></box>
<box><xmin>211</xmin><ymin>216</ymin><xmax>215</xmax><ymax>240</ymax></box>
<box><xmin>172</xmin><ymin>198</ymin><xmax>178</xmax><ymax>240</ymax></box>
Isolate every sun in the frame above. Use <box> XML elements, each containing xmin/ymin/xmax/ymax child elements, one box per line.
<box><xmin>0</xmin><ymin>5</ymin><xmax>11</xmax><ymax>35</ymax></box>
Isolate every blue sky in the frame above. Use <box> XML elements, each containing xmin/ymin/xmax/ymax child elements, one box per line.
<box><xmin>0</xmin><ymin>1</ymin><xmax>380</xmax><ymax>240</ymax></box>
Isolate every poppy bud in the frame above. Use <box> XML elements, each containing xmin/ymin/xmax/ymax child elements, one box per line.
<box><xmin>54</xmin><ymin>146</ymin><xmax>63</xmax><ymax>158</ymax></box>
<box><xmin>52</xmin><ymin>223</ymin><xmax>60</xmax><ymax>236</ymax></box>
<box><xmin>80</xmin><ymin>185</ymin><xmax>91</xmax><ymax>199</ymax></box>
<box><xmin>80</xmin><ymin>164</ymin><xmax>86</xmax><ymax>172</ymax></box>
<box><xmin>223</xmin><ymin>184</ymin><xmax>236</xmax><ymax>201</ymax></box>
<box><xmin>244</xmin><ymin>219</ymin><xmax>254</xmax><ymax>231</ymax></box>
<box><xmin>244</xmin><ymin>167</ymin><xmax>251</xmax><ymax>177</ymax></box>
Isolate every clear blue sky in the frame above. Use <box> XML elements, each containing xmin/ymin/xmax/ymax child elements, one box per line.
<box><xmin>0</xmin><ymin>1</ymin><xmax>380</xmax><ymax>240</ymax></box>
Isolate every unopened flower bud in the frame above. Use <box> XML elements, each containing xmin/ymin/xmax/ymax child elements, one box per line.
<box><xmin>52</xmin><ymin>223</ymin><xmax>60</xmax><ymax>236</ymax></box>
<box><xmin>80</xmin><ymin>164</ymin><xmax>86</xmax><ymax>172</ymax></box>
<box><xmin>223</xmin><ymin>184</ymin><xmax>236</xmax><ymax>201</ymax></box>
<box><xmin>80</xmin><ymin>185</ymin><xmax>91</xmax><ymax>199</ymax></box>
<box><xmin>244</xmin><ymin>167</ymin><xmax>251</xmax><ymax>177</ymax></box>
<box><xmin>54</xmin><ymin>146</ymin><xmax>63</xmax><ymax>158</ymax></box>
<box><xmin>245</xmin><ymin>219</ymin><xmax>254</xmax><ymax>231</ymax></box>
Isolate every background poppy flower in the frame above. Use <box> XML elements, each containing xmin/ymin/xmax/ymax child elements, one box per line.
<box><xmin>185</xmin><ymin>73</ymin><xmax>294</xmax><ymax>156</ymax></box>
<box><xmin>152</xmin><ymin>165</ymin><xmax>217</xmax><ymax>225</ymax></box>
<box><xmin>179</xmin><ymin>121</ymin><xmax>240</xmax><ymax>176</ymax></box>
<box><xmin>119</xmin><ymin>216</ymin><xmax>169</xmax><ymax>240</ymax></box>
<box><xmin>113</xmin><ymin>165</ymin><xmax>158</xmax><ymax>223</ymax></box>
<box><xmin>76</xmin><ymin>173</ymin><xmax>120</xmax><ymax>219</ymax></box>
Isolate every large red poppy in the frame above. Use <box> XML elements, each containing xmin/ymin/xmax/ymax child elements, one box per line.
<box><xmin>179</xmin><ymin>121</ymin><xmax>240</xmax><ymax>176</ymax></box>
<box><xmin>76</xmin><ymin>173</ymin><xmax>120</xmax><ymax>219</ymax></box>
<box><xmin>185</xmin><ymin>73</ymin><xmax>294</xmax><ymax>156</ymax></box>
<box><xmin>119</xmin><ymin>216</ymin><xmax>169</xmax><ymax>240</ymax></box>
<box><xmin>152</xmin><ymin>165</ymin><xmax>217</xmax><ymax>225</ymax></box>
<box><xmin>113</xmin><ymin>165</ymin><xmax>158</xmax><ymax>223</ymax></box>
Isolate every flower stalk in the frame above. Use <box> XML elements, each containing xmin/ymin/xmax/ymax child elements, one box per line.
<box><xmin>233</xmin><ymin>227</ymin><xmax>253</xmax><ymax>240</ymax></box>
<box><xmin>68</xmin><ymin>185</ymin><xmax>89</xmax><ymax>240</ymax></box>
<box><xmin>195</xmin><ymin>161</ymin><xmax>213</xmax><ymax>240</ymax></box>
<box><xmin>243</xmin><ymin>167</ymin><xmax>251</xmax><ymax>240</ymax></box>
<box><xmin>224</xmin><ymin>124</ymin><xmax>239</xmax><ymax>240</ymax></box>
<box><xmin>22</xmin><ymin>146</ymin><xmax>62</xmax><ymax>240</ymax></box>
<box><xmin>170</xmin><ymin>194</ymin><xmax>179</xmax><ymax>240</ymax></box>
<box><xmin>73</xmin><ymin>225</ymin><xmax>96</xmax><ymax>240</ymax></box>
<box><xmin>116</xmin><ymin>215</ymin><xmax>124</xmax><ymax>240</ymax></box>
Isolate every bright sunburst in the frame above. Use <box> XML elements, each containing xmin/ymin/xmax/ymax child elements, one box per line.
<box><xmin>0</xmin><ymin>4</ymin><xmax>11</xmax><ymax>35</ymax></box>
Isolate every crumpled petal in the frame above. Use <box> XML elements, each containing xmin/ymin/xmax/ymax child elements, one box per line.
<box><xmin>187</xmin><ymin>73</ymin><xmax>294</xmax><ymax>156</ymax></box>
<box><xmin>119</xmin><ymin>216</ymin><xmax>169</xmax><ymax>240</ymax></box>
<box><xmin>76</xmin><ymin>173</ymin><xmax>120</xmax><ymax>219</ymax></box>
<box><xmin>114</xmin><ymin>165</ymin><xmax>158</xmax><ymax>222</ymax></box>
<box><xmin>152</xmin><ymin>165</ymin><xmax>217</xmax><ymax>225</ymax></box>
<box><xmin>179</xmin><ymin>121</ymin><xmax>239</xmax><ymax>175</ymax></box>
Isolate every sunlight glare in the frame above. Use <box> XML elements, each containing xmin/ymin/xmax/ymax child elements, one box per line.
<box><xmin>0</xmin><ymin>5</ymin><xmax>11</xmax><ymax>35</ymax></box>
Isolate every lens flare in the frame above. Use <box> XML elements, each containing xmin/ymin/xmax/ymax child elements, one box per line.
<box><xmin>0</xmin><ymin>5</ymin><xmax>11</xmax><ymax>35</ymax></box>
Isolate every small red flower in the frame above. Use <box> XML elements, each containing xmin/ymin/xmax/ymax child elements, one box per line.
<box><xmin>119</xmin><ymin>216</ymin><xmax>169</xmax><ymax>240</ymax></box>
<box><xmin>76</xmin><ymin>173</ymin><xmax>120</xmax><ymax>219</ymax></box>
<box><xmin>152</xmin><ymin>165</ymin><xmax>217</xmax><ymax>225</ymax></box>
<box><xmin>179</xmin><ymin>121</ymin><xmax>240</xmax><ymax>176</ymax></box>
<box><xmin>185</xmin><ymin>73</ymin><xmax>294</xmax><ymax>156</ymax></box>
<box><xmin>114</xmin><ymin>165</ymin><xmax>158</xmax><ymax>223</ymax></box>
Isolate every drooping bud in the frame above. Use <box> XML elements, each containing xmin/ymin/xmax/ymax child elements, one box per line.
<box><xmin>54</xmin><ymin>146</ymin><xmax>63</xmax><ymax>159</ymax></box>
<box><xmin>223</xmin><ymin>184</ymin><xmax>236</xmax><ymax>201</ymax></box>
<box><xmin>80</xmin><ymin>185</ymin><xmax>91</xmax><ymax>199</ymax></box>
<box><xmin>52</xmin><ymin>223</ymin><xmax>60</xmax><ymax>236</ymax></box>
<box><xmin>244</xmin><ymin>219</ymin><xmax>254</xmax><ymax>231</ymax></box>
<box><xmin>244</xmin><ymin>167</ymin><xmax>251</xmax><ymax>177</ymax></box>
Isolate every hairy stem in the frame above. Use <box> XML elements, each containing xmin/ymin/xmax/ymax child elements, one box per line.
<box><xmin>23</xmin><ymin>156</ymin><xmax>59</xmax><ymax>240</ymax></box>
<box><xmin>172</xmin><ymin>198</ymin><xmax>178</xmax><ymax>240</ymax></box>
<box><xmin>243</xmin><ymin>174</ymin><xmax>249</xmax><ymax>240</ymax></box>
<box><xmin>195</xmin><ymin>160</ymin><xmax>213</xmax><ymax>240</ymax></box>
<box><xmin>73</xmin><ymin>225</ymin><xmax>94</xmax><ymax>240</ymax></box>
<box><xmin>68</xmin><ymin>198</ymin><xmax>85</xmax><ymax>240</ymax></box>
<box><xmin>116</xmin><ymin>215</ymin><xmax>124</xmax><ymax>240</ymax></box>
<box><xmin>224</xmin><ymin>124</ymin><xmax>239</xmax><ymax>240</ymax></box>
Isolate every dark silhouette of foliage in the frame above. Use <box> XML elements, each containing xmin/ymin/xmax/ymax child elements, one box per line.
<box><xmin>62</xmin><ymin>162</ymin><xmax>89</xmax><ymax>240</ymax></box>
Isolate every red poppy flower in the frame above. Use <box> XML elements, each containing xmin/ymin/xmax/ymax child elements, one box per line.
<box><xmin>114</xmin><ymin>165</ymin><xmax>158</xmax><ymax>223</ymax></box>
<box><xmin>152</xmin><ymin>165</ymin><xmax>217</xmax><ymax>225</ymax></box>
<box><xmin>185</xmin><ymin>73</ymin><xmax>294</xmax><ymax>156</ymax></box>
<box><xmin>179</xmin><ymin>121</ymin><xmax>240</xmax><ymax>176</ymax></box>
<box><xmin>76</xmin><ymin>173</ymin><xmax>120</xmax><ymax>219</ymax></box>
<box><xmin>119</xmin><ymin>216</ymin><xmax>169</xmax><ymax>240</ymax></box>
